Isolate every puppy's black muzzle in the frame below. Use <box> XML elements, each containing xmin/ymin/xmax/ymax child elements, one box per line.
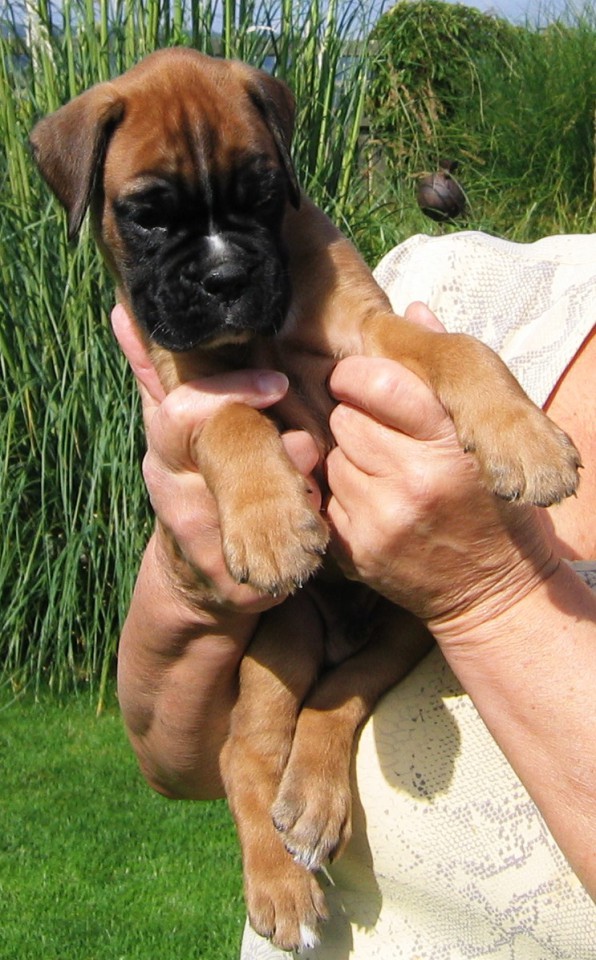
<box><xmin>119</xmin><ymin>226</ymin><xmax>291</xmax><ymax>352</ymax></box>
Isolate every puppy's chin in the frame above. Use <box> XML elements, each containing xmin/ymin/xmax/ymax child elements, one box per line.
<box><xmin>132</xmin><ymin>290</ymin><xmax>288</xmax><ymax>353</ymax></box>
<box><xmin>150</xmin><ymin>326</ymin><xmax>255</xmax><ymax>353</ymax></box>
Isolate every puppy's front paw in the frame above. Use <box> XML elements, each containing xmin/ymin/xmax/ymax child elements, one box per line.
<box><xmin>418</xmin><ymin>331</ymin><xmax>582</xmax><ymax>507</ymax></box>
<box><xmin>272</xmin><ymin>754</ymin><xmax>352</xmax><ymax>872</ymax></box>
<box><xmin>459</xmin><ymin>403</ymin><xmax>581</xmax><ymax>507</ymax></box>
<box><xmin>221</xmin><ymin>472</ymin><xmax>329</xmax><ymax>596</ymax></box>
<box><xmin>198</xmin><ymin>403</ymin><xmax>329</xmax><ymax>595</ymax></box>
<box><xmin>245</xmin><ymin>856</ymin><xmax>328</xmax><ymax>952</ymax></box>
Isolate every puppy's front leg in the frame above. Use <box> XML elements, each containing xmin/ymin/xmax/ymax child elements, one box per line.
<box><xmin>195</xmin><ymin>403</ymin><xmax>328</xmax><ymax>595</ymax></box>
<box><xmin>363</xmin><ymin>313</ymin><xmax>581</xmax><ymax>507</ymax></box>
<box><xmin>221</xmin><ymin>595</ymin><xmax>329</xmax><ymax>952</ymax></box>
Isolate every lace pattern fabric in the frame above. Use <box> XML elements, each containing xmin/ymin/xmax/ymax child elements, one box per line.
<box><xmin>373</xmin><ymin>231</ymin><xmax>596</xmax><ymax>407</ymax></box>
<box><xmin>241</xmin><ymin>580</ymin><xmax>596</xmax><ymax>958</ymax></box>
<box><xmin>241</xmin><ymin>567</ymin><xmax>596</xmax><ymax>959</ymax></box>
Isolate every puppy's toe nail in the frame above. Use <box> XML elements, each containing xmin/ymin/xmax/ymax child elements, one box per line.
<box><xmin>292</xmin><ymin>848</ymin><xmax>320</xmax><ymax>871</ymax></box>
<box><xmin>298</xmin><ymin>924</ymin><xmax>320</xmax><ymax>952</ymax></box>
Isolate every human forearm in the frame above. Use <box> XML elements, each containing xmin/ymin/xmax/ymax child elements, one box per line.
<box><xmin>430</xmin><ymin>561</ymin><xmax>596</xmax><ymax>898</ymax></box>
<box><xmin>326</xmin><ymin>336</ymin><xmax>596</xmax><ymax>897</ymax></box>
<box><xmin>111</xmin><ymin>305</ymin><xmax>320</xmax><ymax>800</ymax></box>
<box><xmin>117</xmin><ymin>531</ymin><xmax>258</xmax><ymax>800</ymax></box>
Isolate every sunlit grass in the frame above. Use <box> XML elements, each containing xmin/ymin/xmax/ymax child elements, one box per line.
<box><xmin>0</xmin><ymin>686</ymin><xmax>245</xmax><ymax>959</ymax></box>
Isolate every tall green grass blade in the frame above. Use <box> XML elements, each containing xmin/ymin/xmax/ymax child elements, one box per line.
<box><xmin>0</xmin><ymin>0</ymin><xmax>593</xmax><ymax>699</ymax></box>
<box><xmin>0</xmin><ymin>0</ymin><xmax>377</xmax><ymax>698</ymax></box>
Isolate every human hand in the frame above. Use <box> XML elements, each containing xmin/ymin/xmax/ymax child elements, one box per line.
<box><xmin>325</xmin><ymin>303</ymin><xmax>557</xmax><ymax>642</ymax></box>
<box><xmin>111</xmin><ymin>304</ymin><xmax>322</xmax><ymax>616</ymax></box>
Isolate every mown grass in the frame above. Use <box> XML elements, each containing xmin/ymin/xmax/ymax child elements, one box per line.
<box><xmin>0</xmin><ymin>684</ymin><xmax>245</xmax><ymax>960</ymax></box>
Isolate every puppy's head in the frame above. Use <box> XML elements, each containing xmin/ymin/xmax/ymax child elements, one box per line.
<box><xmin>30</xmin><ymin>48</ymin><xmax>300</xmax><ymax>351</ymax></box>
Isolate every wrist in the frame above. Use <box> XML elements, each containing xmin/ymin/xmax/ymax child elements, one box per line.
<box><xmin>428</xmin><ymin>552</ymin><xmax>560</xmax><ymax>649</ymax></box>
<box><xmin>429</xmin><ymin>556</ymin><xmax>593</xmax><ymax>690</ymax></box>
<box><xmin>146</xmin><ymin>528</ymin><xmax>259</xmax><ymax>641</ymax></box>
<box><xmin>424</xmin><ymin>504</ymin><xmax>558</xmax><ymax>644</ymax></box>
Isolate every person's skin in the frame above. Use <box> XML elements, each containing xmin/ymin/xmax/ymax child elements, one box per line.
<box><xmin>325</xmin><ymin>334</ymin><xmax>596</xmax><ymax>897</ymax></box>
<box><xmin>114</xmin><ymin>306</ymin><xmax>321</xmax><ymax>800</ymax></box>
<box><xmin>541</xmin><ymin>324</ymin><xmax>596</xmax><ymax>559</ymax></box>
<box><xmin>113</xmin><ymin>301</ymin><xmax>596</xmax><ymax>898</ymax></box>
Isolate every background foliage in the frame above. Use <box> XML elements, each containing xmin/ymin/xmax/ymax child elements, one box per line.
<box><xmin>0</xmin><ymin>0</ymin><xmax>378</xmax><ymax>704</ymax></box>
<box><xmin>0</xmin><ymin>0</ymin><xmax>594</xmax><ymax>701</ymax></box>
<box><xmin>368</xmin><ymin>0</ymin><xmax>596</xmax><ymax>236</ymax></box>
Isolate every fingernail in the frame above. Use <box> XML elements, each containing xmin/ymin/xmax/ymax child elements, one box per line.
<box><xmin>255</xmin><ymin>371</ymin><xmax>289</xmax><ymax>396</ymax></box>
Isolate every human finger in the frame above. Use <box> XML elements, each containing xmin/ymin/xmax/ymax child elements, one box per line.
<box><xmin>148</xmin><ymin>370</ymin><xmax>290</xmax><ymax>473</ymax></box>
<box><xmin>111</xmin><ymin>303</ymin><xmax>166</xmax><ymax>402</ymax></box>
<box><xmin>328</xmin><ymin>402</ymin><xmax>432</xmax><ymax>480</ymax></box>
<box><xmin>281</xmin><ymin>431</ymin><xmax>323</xmax><ymax>510</ymax></box>
<box><xmin>328</xmin><ymin>355</ymin><xmax>454</xmax><ymax>443</ymax></box>
<box><xmin>404</xmin><ymin>300</ymin><xmax>447</xmax><ymax>333</ymax></box>
<box><xmin>325</xmin><ymin>445</ymin><xmax>364</xmax><ymax>540</ymax></box>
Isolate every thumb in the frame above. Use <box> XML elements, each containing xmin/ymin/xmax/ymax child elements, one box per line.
<box><xmin>111</xmin><ymin>304</ymin><xmax>166</xmax><ymax>430</ymax></box>
<box><xmin>404</xmin><ymin>301</ymin><xmax>446</xmax><ymax>333</ymax></box>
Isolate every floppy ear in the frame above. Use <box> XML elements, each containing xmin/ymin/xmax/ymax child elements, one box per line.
<box><xmin>247</xmin><ymin>72</ymin><xmax>301</xmax><ymax>210</ymax></box>
<box><xmin>30</xmin><ymin>84</ymin><xmax>124</xmax><ymax>240</ymax></box>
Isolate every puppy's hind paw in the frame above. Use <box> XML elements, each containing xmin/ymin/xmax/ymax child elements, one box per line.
<box><xmin>245</xmin><ymin>859</ymin><xmax>328</xmax><ymax>953</ymax></box>
<box><xmin>272</xmin><ymin>760</ymin><xmax>352</xmax><ymax>872</ymax></box>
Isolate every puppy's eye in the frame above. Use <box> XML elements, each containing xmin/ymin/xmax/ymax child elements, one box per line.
<box><xmin>252</xmin><ymin>188</ymin><xmax>279</xmax><ymax>215</ymax></box>
<box><xmin>115</xmin><ymin>188</ymin><xmax>176</xmax><ymax>233</ymax></box>
<box><xmin>230</xmin><ymin>160</ymin><xmax>286</xmax><ymax>220</ymax></box>
<box><xmin>132</xmin><ymin>204</ymin><xmax>168</xmax><ymax>231</ymax></box>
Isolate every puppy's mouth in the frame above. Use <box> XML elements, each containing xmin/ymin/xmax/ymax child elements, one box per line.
<box><xmin>137</xmin><ymin>269</ymin><xmax>289</xmax><ymax>352</ymax></box>
<box><xmin>152</xmin><ymin>321</ymin><xmax>264</xmax><ymax>353</ymax></box>
<box><xmin>197</xmin><ymin>328</ymin><xmax>255</xmax><ymax>350</ymax></box>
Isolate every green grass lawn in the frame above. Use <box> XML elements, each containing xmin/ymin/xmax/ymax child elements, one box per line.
<box><xmin>0</xmin><ymin>688</ymin><xmax>245</xmax><ymax>960</ymax></box>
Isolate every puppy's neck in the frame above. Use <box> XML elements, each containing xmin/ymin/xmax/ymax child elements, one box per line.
<box><xmin>279</xmin><ymin>197</ymin><xmax>392</xmax><ymax>360</ymax></box>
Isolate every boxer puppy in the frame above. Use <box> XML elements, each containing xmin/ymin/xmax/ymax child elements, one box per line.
<box><xmin>30</xmin><ymin>47</ymin><xmax>580</xmax><ymax>950</ymax></box>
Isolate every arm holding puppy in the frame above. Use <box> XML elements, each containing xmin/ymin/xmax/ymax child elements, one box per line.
<box><xmin>114</xmin><ymin>299</ymin><xmax>596</xmax><ymax>898</ymax></box>
<box><xmin>112</xmin><ymin>304</ymin><xmax>322</xmax><ymax>800</ymax></box>
<box><xmin>326</xmin><ymin>304</ymin><xmax>596</xmax><ymax>897</ymax></box>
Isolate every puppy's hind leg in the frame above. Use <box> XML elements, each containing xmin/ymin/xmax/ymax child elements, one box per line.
<box><xmin>273</xmin><ymin>601</ymin><xmax>433</xmax><ymax>871</ymax></box>
<box><xmin>221</xmin><ymin>593</ymin><xmax>329</xmax><ymax>953</ymax></box>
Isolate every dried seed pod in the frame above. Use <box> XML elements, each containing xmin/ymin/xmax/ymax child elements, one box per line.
<box><xmin>416</xmin><ymin>160</ymin><xmax>467</xmax><ymax>222</ymax></box>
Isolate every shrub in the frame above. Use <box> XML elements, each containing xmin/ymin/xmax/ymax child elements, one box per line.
<box><xmin>367</xmin><ymin>0</ymin><xmax>596</xmax><ymax>236</ymax></box>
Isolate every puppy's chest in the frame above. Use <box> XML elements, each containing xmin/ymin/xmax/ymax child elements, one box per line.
<box><xmin>307</xmin><ymin>574</ymin><xmax>382</xmax><ymax>666</ymax></box>
<box><xmin>253</xmin><ymin>341</ymin><xmax>337</xmax><ymax>455</ymax></box>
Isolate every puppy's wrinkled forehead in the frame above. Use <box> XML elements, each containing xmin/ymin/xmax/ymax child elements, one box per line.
<box><xmin>103</xmin><ymin>55</ymin><xmax>278</xmax><ymax>199</ymax></box>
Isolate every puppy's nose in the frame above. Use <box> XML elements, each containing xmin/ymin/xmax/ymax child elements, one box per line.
<box><xmin>202</xmin><ymin>262</ymin><xmax>249</xmax><ymax>300</ymax></box>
